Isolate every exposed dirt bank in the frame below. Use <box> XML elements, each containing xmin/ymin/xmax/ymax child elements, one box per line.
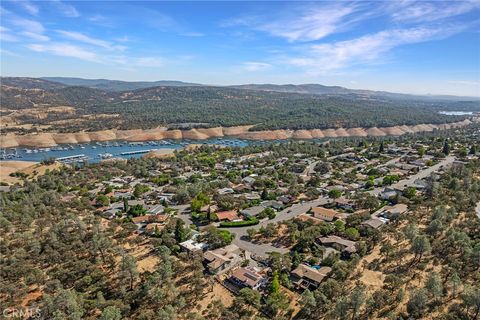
<box><xmin>0</xmin><ymin>161</ymin><xmax>63</xmax><ymax>184</ymax></box>
<box><xmin>0</xmin><ymin>119</ymin><xmax>477</xmax><ymax>148</ymax></box>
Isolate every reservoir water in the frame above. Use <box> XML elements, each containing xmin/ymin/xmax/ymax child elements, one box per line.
<box><xmin>439</xmin><ymin>111</ymin><xmax>474</xmax><ymax>115</ymax></box>
<box><xmin>0</xmin><ymin>138</ymin><xmax>259</xmax><ymax>163</ymax></box>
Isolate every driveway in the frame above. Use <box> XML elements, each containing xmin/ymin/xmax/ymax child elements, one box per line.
<box><xmin>221</xmin><ymin>197</ymin><xmax>329</xmax><ymax>256</ymax></box>
<box><xmin>369</xmin><ymin>156</ymin><xmax>455</xmax><ymax>196</ymax></box>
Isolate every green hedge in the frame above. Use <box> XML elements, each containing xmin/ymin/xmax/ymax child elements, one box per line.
<box><xmin>220</xmin><ymin>218</ymin><xmax>259</xmax><ymax>228</ymax></box>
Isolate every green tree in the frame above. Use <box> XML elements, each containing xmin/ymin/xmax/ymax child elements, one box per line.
<box><xmin>120</xmin><ymin>254</ymin><xmax>138</xmax><ymax>291</ymax></box>
<box><xmin>469</xmin><ymin>145</ymin><xmax>476</xmax><ymax>155</ymax></box>
<box><xmin>334</xmin><ymin>220</ymin><xmax>345</xmax><ymax>233</ymax></box>
<box><xmin>174</xmin><ymin>219</ymin><xmax>190</xmax><ymax>243</ymax></box>
<box><xmin>246</xmin><ymin>228</ymin><xmax>257</xmax><ymax>240</ymax></box>
<box><xmin>99</xmin><ymin>306</ymin><xmax>122</xmax><ymax>320</ymax></box>
<box><xmin>461</xmin><ymin>286</ymin><xmax>480</xmax><ymax>320</ymax></box>
<box><xmin>417</xmin><ymin>146</ymin><xmax>426</xmax><ymax>157</ymax></box>
<box><xmin>447</xmin><ymin>273</ymin><xmax>462</xmax><ymax>298</ymax></box>
<box><xmin>442</xmin><ymin>140</ymin><xmax>451</xmax><ymax>155</ymax></box>
<box><xmin>403</xmin><ymin>186</ymin><xmax>417</xmax><ymax>199</ymax></box>
<box><xmin>425</xmin><ymin>272</ymin><xmax>443</xmax><ymax>300</ymax></box>
<box><xmin>328</xmin><ymin>189</ymin><xmax>342</xmax><ymax>199</ymax></box>
<box><xmin>378</xmin><ymin>141</ymin><xmax>385</xmax><ymax>153</ymax></box>
<box><xmin>270</xmin><ymin>271</ymin><xmax>281</xmax><ymax>294</ymax></box>
<box><xmin>407</xmin><ymin>289</ymin><xmax>428</xmax><ymax>317</ymax></box>
<box><xmin>299</xmin><ymin>289</ymin><xmax>316</xmax><ymax>317</ymax></box>
<box><xmin>96</xmin><ymin>194</ymin><xmax>110</xmax><ymax>207</ymax></box>
<box><xmin>411</xmin><ymin>235</ymin><xmax>431</xmax><ymax>264</ymax></box>
<box><xmin>350</xmin><ymin>285</ymin><xmax>366</xmax><ymax>320</ymax></box>
<box><xmin>261</xmin><ymin>188</ymin><xmax>269</xmax><ymax>200</ymax></box>
<box><xmin>345</xmin><ymin>227</ymin><xmax>360</xmax><ymax>240</ymax></box>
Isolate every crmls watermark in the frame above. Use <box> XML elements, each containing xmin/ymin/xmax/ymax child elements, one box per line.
<box><xmin>2</xmin><ymin>307</ymin><xmax>41</xmax><ymax>318</ymax></box>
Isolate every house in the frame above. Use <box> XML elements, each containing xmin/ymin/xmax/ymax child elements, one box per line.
<box><xmin>317</xmin><ymin>235</ymin><xmax>357</xmax><ymax>256</ymax></box>
<box><xmin>216</xmin><ymin>211</ymin><xmax>240</xmax><ymax>222</ymax></box>
<box><xmin>335</xmin><ymin>197</ymin><xmax>355</xmax><ymax>211</ymax></box>
<box><xmin>242</xmin><ymin>176</ymin><xmax>256</xmax><ymax>185</ymax></box>
<box><xmin>131</xmin><ymin>214</ymin><xmax>168</xmax><ymax>230</ymax></box>
<box><xmin>127</xmin><ymin>199</ymin><xmax>146</xmax><ymax>207</ymax></box>
<box><xmin>114</xmin><ymin>191</ymin><xmax>133</xmax><ymax>199</ymax></box>
<box><xmin>218</xmin><ymin>187</ymin><xmax>235</xmax><ymax>195</ymax></box>
<box><xmin>102</xmin><ymin>207</ymin><xmax>122</xmax><ymax>219</ymax></box>
<box><xmin>361</xmin><ymin>218</ymin><xmax>385</xmax><ymax>229</ymax></box>
<box><xmin>147</xmin><ymin>204</ymin><xmax>165</xmax><ymax>215</ymax></box>
<box><xmin>145</xmin><ymin>223</ymin><xmax>165</xmax><ymax>235</ymax></box>
<box><xmin>383</xmin><ymin>203</ymin><xmax>408</xmax><ymax>215</ymax></box>
<box><xmin>376</xmin><ymin>204</ymin><xmax>408</xmax><ymax>220</ymax></box>
<box><xmin>229</xmin><ymin>267</ymin><xmax>268</xmax><ymax>290</ymax></box>
<box><xmin>240</xmin><ymin>206</ymin><xmax>265</xmax><ymax>217</ymax></box>
<box><xmin>295</xmin><ymin>213</ymin><xmax>323</xmax><ymax>225</ymax></box>
<box><xmin>243</xmin><ymin>192</ymin><xmax>261</xmax><ymax>200</ymax></box>
<box><xmin>180</xmin><ymin>239</ymin><xmax>209</xmax><ymax>254</ymax></box>
<box><xmin>311</xmin><ymin>207</ymin><xmax>339</xmax><ymax>222</ymax></box>
<box><xmin>203</xmin><ymin>244</ymin><xmax>242</xmax><ymax>274</ymax></box>
<box><xmin>277</xmin><ymin>195</ymin><xmax>294</xmax><ymax>205</ymax></box>
<box><xmin>291</xmin><ymin>264</ymin><xmax>332</xmax><ymax>290</ymax></box>
<box><xmin>233</xmin><ymin>184</ymin><xmax>252</xmax><ymax>193</ymax></box>
<box><xmin>261</xmin><ymin>200</ymin><xmax>284</xmax><ymax>210</ymax></box>
<box><xmin>379</xmin><ymin>189</ymin><xmax>399</xmax><ymax>200</ymax></box>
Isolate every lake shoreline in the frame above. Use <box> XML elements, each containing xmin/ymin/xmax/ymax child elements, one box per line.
<box><xmin>0</xmin><ymin>118</ymin><xmax>478</xmax><ymax>149</ymax></box>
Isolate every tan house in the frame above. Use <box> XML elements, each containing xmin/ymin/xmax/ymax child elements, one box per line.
<box><xmin>311</xmin><ymin>207</ymin><xmax>339</xmax><ymax>222</ymax></box>
<box><xmin>229</xmin><ymin>267</ymin><xmax>268</xmax><ymax>290</ymax></box>
<box><xmin>317</xmin><ymin>235</ymin><xmax>357</xmax><ymax>256</ymax></box>
<box><xmin>203</xmin><ymin>244</ymin><xmax>242</xmax><ymax>274</ymax></box>
<box><xmin>291</xmin><ymin>264</ymin><xmax>332</xmax><ymax>290</ymax></box>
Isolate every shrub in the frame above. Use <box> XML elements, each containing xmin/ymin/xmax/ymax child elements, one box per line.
<box><xmin>220</xmin><ymin>217</ymin><xmax>259</xmax><ymax>227</ymax></box>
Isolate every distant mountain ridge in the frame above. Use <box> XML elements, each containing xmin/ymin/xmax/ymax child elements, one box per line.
<box><xmin>24</xmin><ymin>76</ymin><xmax>479</xmax><ymax>100</ymax></box>
<box><xmin>41</xmin><ymin>77</ymin><xmax>201</xmax><ymax>91</ymax></box>
<box><xmin>229</xmin><ymin>83</ymin><xmax>480</xmax><ymax>101</ymax></box>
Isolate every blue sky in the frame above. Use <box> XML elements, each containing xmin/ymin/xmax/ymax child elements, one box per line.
<box><xmin>1</xmin><ymin>1</ymin><xmax>479</xmax><ymax>96</ymax></box>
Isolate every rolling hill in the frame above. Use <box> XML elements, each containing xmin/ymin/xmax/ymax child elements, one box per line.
<box><xmin>1</xmin><ymin>77</ymin><xmax>479</xmax><ymax>134</ymax></box>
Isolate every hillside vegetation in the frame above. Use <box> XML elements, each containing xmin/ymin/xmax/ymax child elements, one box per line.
<box><xmin>1</xmin><ymin>77</ymin><xmax>479</xmax><ymax>133</ymax></box>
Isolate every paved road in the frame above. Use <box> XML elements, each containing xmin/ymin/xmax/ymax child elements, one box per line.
<box><xmin>369</xmin><ymin>156</ymin><xmax>455</xmax><ymax>196</ymax></box>
<box><xmin>222</xmin><ymin>197</ymin><xmax>329</xmax><ymax>256</ymax></box>
<box><xmin>476</xmin><ymin>202</ymin><xmax>480</xmax><ymax>220</ymax></box>
<box><xmin>171</xmin><ymin>204</ymin><xmax>192</xmax><ymax>225</ymax></box>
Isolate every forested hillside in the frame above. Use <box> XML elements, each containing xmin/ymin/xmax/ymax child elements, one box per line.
<box><xmin>1</xmin><ymin>77</ymin><xmax>479</xmax><ymax>133</ymax></box>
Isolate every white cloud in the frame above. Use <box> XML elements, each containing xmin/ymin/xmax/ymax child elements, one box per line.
<box><xmin>259</xmin><ymin>5</ymin><xmax>356</xmax><ymax>42</ymax></box>
<box><xmin>51</xmin><ymin>0</ymin><xmax>79</xmax><ymax>18</ymax></box>
<box><xmin>287</xmin><ymin>25</ymin><xmax>465</xmax><ymax>74</ymax></box>
<box><xmin>242</xmin><ymin>62</ymin><xmax>271</xmax><ymax>71</ymax></box>
<box><xmin>287</xmin><ymin>26</ymin><xmax>461</xmax><ymax>74</ymax></box>
<box><xmin>17</xmin><ymin>1</ymin><xmax>39</xmax><ymax>15</ymax></box>
<box><xmin>223</xmin><ymin>3</ymin><xmax>368</xmax><ymax>42</ymax></box>
<box><xmin>56</xmin><ymin>30</ymin><xmax>126</xmax><ymax>51</ymax></box>
<box><xmin>57</xmin><ymin>30</ymin><xmax>109</xmax><ymax>48</ymax></box>
<box><xmin>27</xmin><ymin>42</ymin><xmax>98</xmax><ymax>61</ymax></box>
<box><xmin>391</xmin><ymin>0</ymin><xmax>480</xmax><ymax>23</ymax></box>
<box><xmin>0</xmin><ymin>26</ymin><xmax>19</xmax><ymax>42</ymax></box>
<box><xmin>9</xmin><ymin>17</ymin><xmax>49</xmax><ymax>41</ymax></box>
<box><xmin>21</xmin><ymin>31</ymin><xmax>49</xmax><ymax>41</ymax></box>
<box><xmin>11</xmin><ymin>17</ymin><xmax>45</xmax><ymax>34</ymax></box>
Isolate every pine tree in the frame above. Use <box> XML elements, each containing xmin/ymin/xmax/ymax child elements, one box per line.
<box><xmin>442</xmin><ymin>140</ymin><xmax>450</xmax><ymax>155</ymax></box>
<box><xmin>469</xmin><ymin>145</ymin><xmax>476</xmax><ymax>155</ymax></box>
